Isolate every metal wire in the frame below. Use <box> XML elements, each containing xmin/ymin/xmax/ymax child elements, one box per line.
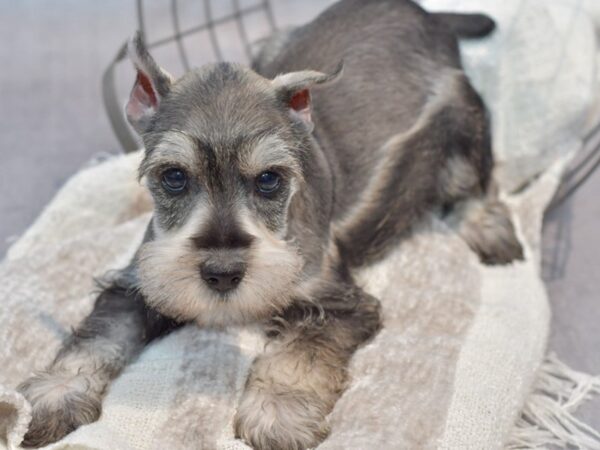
<box><xmin>232</xmin><ymin>0</ymin><xmax>253</xmax><ymax>61</ymax></box>
<box><xmin>547</xmin><ymin>127</ymin><xmax>600</xmax><ymax>212</ymax></box>
<box><xmin>171</xmin><ymin>0</ymin><xmax>191</xmax><ymax>70</ymax></box>
<box><xmin>204</xmin><ymin>0</ymin><xmax>223</xmax><ymax>62</ymax></box>
<box><xmin>263</xmin><ymin>0</ymin><xmax>277</xmax><ymax>30</ymax></box>
<box><xmin>136</xmin><ymin>0</ymin><xmax>146</xmax><ymax>39</ymax></box>
<box><xmin>136</xmin><ymin>0</ymin><xmax>276</xmax><ymax>54</ymax></box>
<box><xmin>102</xmin><ymin>0</ymin><xmax>278</xmax><ymax>152</ymax></box>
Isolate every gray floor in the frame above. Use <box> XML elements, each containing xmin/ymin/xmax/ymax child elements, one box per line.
<box><xmin>543</xmin><ymin>150</ymin><xmax>600</xmax><ymax>425</ymax></box>
<box><xmin>0</xmin><ymin>0</ymin><xmax>598</xmax><ymax>430</ymax></box>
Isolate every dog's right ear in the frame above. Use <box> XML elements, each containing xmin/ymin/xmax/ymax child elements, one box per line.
<box><xmin>271</xmin><ymin>61</ymin><xmax>343</xmax><ymax>133</ymax></box>
<box><xmin>126</xmin><ymin>32</ymin><xmax>174</xmax><ymax>134</ymax></box>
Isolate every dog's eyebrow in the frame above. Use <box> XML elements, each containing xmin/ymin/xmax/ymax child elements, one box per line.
<box><xmin>244</xmin><ymin>126</ymin><xmax>284</xmax><ymax>142</ymax></box>
<box><xmin>194</xmin><ymin>126</ymin><xmax>283</xmax><ymax>151</ymax></box>
<box><xmin>239</xmin><ymin>134</ymin><xmax>303</xmax><ymax>180</ymax></box>
<box><xmin>139</xmin><ymin>130</ymin><xmax>199</xmax><ymax>178</ymax></box>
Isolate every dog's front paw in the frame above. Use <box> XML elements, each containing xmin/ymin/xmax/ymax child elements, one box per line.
<box><xmin>18</xmin><ymin>372</ymin><xmax>102</xmax><ymax>448</ymax></box>
<box><xmin>234</xmin><ymin>385</ymin><xmax>329</xmax><ymax>450</ymax></box>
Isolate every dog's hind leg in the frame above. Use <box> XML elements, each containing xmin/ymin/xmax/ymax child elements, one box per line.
<box><xmin>17</xmin><ymin>266</ymin><xmax>180</xmax><ymax>448</ymax></box>
<box><xmin>336</xmin><ymin>70</ymin><xmax>523</xmax><ymax>267</ymax></box>
<box><xmin>446</xmin><ymin>190</ymin><xmax>524</xmax><ymax>265</ymax></box>
<box><xmin>438</xmin><ymin>155</ymin><xmax>523</xmax><ymax>264</ymax></box>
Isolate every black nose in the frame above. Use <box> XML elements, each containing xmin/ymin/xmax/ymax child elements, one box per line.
<box><xmin>200</xmin><ymin>261</ymin><xmax>246</xmax><ymax>293</ymax></box>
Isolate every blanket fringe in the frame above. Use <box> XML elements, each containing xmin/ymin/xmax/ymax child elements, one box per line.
<box><xmin>507</xmin><ymin>354</ymin><xmax>600</xmax><ymax>449</ymax></box>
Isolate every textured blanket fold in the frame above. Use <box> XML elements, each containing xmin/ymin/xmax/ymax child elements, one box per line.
<box><xmin>2</xmin><ymin>1</ymin><xmax>600</xmax><ymax>449</ymax></box>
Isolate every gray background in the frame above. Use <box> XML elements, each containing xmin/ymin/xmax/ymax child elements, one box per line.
<box><xmin>0</xmin><ymin>0</ymin><xmax>598</xmax><ymax>428</ymax></box>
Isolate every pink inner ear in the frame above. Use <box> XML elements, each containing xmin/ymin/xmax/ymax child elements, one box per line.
<box><xmin>135</xmin><ymin>70</ymin><xmax>157</xmax><ymax>107</ymax></box>
<box><xmin>289</xmin><ymin>89</ymin><xmax>310</xmax><ymax>112</ymax></box>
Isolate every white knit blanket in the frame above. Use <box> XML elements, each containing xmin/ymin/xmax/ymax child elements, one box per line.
<box><xmin>1</xmin><ymin>1</ymin><xmax>600</xmax><ymax>449</ymax></box>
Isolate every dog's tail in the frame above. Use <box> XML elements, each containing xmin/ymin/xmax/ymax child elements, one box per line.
<box><xmin>435</xmin><ymin>12</ymin><xmax>496</xmax><ymax>38</ymax></box>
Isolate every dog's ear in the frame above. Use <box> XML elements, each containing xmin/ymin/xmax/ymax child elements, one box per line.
<box><xmin>126</xmin><ymin>32</ymin><xmax>174</xmax><ymax>134</ymax></box>
<box><xmin>272</xmin><ymin>61</ymin><xmax>343</xmax><ymax>132</ymax></box>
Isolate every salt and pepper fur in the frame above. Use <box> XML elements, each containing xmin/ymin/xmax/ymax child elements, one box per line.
<box><xmin>18</xmin><ymin>1</ymin><xmax>523</xmax><ymax>448</ymax></box>
<box><xmin>18</xmin><ymin>277</ymin><xmax>178</xmax><ymax>447</ymax></box>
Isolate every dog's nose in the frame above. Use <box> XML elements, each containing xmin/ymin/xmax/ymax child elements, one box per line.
<box><xmin>200</xmin><ymin>261</ymin><xmax>246</xmax><ymax>293</ymax></box>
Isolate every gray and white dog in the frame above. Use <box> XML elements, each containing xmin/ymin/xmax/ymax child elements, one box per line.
<box><xmin>18</xmin><ymin>0</ymin><xmax>522</xmax><ymax>448</ymax></box>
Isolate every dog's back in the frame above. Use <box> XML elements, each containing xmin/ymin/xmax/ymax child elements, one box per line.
<box><xmin>256</xmin><ymin>0</ymin><xmax>470</xmax><ymax>207</ymax></box>
<box><xmin>255</xmin><ymin>0</ymin><xmax>523</xmax><ymax>266</ymax></box>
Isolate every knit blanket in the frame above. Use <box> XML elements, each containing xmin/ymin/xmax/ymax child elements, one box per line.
<box><xmin>2</xmin><ymin>1</ymin><xmax>600</xmax><ymax>449</ymax></box>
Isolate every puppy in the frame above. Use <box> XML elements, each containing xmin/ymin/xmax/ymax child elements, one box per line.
<box><xmin>18</xmin><ymin>1</ymin><xmax>522</xmax><ymax>448</ymax></box>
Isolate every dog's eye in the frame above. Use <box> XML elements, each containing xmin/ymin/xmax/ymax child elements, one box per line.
<box><xmin>161</xmin><ymin>168</ymin><xmax>187</xmax><ymax>194</ymax></box>
<box><xmin>256</xmin><ymin>171</ymin><xmax>281</xmax><ymax>195</ymax></box>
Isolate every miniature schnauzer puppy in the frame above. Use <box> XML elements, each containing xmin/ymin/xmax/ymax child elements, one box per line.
<box><xmin>18</xmin><ymin>0</ymin><xmax>522</xmax><ymax>448</ymax></box>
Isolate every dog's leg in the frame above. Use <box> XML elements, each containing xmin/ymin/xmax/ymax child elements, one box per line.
<box><xmin>446</xmin><ymin>193</ymin><xmax>524</xmax><ymax>265</ymax></box>
<box><xmin>18</xmin><ymin>269</ymin><xmax>179</xmax><ymax>448</ymax></box>
<box><xmin>234</xmin><ymin>282</ymin><xmax>380</xmax><ymax>450</ymax></box>
<box><xmin>437</xmin><ymin>154</ymin><xmax>524</xmax><ymax>265</ymax></box>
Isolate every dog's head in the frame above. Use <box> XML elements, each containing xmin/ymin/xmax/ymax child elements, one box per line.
<box><xmin>126</xmin><ymin>33</ymin><xmax>341</xmax><ymax>326</ymax></box>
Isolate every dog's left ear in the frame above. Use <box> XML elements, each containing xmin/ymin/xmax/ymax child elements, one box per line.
<box><xmin>126</xmin><ymin>32</ymin><xmax>174</xmax><ymax>134</ymax></box>
<box><xmin>272</xmin><ymin>61</ymin><xmax>343</xmax><ymax>132</ymax></box>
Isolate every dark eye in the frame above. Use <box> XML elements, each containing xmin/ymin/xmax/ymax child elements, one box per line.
<box><xmin>161</xmin><ymin>168</ymin><xmax>187</xmax><ymax>194</ymax></box>
<box><xmin>255</xmin><ymin>171</ymin><xmax>281</xmax><ymax>195</ymax></box>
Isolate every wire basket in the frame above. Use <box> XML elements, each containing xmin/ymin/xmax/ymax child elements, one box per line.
<box><xmin>102</xmin><ymin>0</ymin><xmax>279</xmax><ymax>152</ymax></box>
<box><xmin>136</xmin><ymin>0</ymin><xmax>277</xmax><ymax>70</ymax></box>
